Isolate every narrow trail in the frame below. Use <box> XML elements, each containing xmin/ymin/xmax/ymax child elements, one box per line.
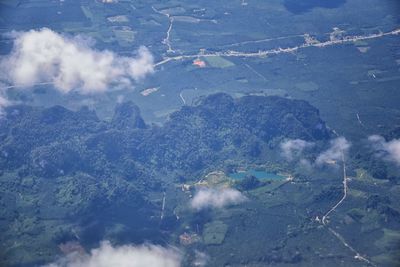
<box><xmin>327</xmin><ymin>227</ymin><xmax>376</xmax><ymax>266</ymax></box>
<box><xmin>244</xmin><ymin>63</ymin><xmax>267</xmax><ymax>81</ymax></box>
<box><xmin>179</xmin><ymin>92</ymin><xmax>186</xmax><ymax>104</ymax></box>
<box><xmin>161</xmin><ymin>191</ymin><xmax>166</xmax><ymax>220</ymax></box>
<box><xmin>152</xmin><ymin>6</ymin><xmax>175</xmax><ymax>53</ymax></box>
<box><xmin>356</xmin><ymin>113</ymin><xmax>366</xmax><ymax>128</ymax></box>
<box><xmin>164</xmin><ymin>16</ymin><xmax>175</xmax><ymax>53</ymax></box>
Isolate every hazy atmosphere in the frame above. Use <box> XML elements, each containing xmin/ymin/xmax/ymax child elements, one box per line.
<box><xmin>0</xmin><ymin>0</ymin><xmax>399</xmax><ymax>266</ymax></box>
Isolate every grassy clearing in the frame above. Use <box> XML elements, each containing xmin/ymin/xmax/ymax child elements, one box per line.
<box><xmin>295</xmin><ymin>81</ymin><xmax>319</xmax><ymax>92</ymax></box>
<box><xmin>204</xmin><ymin>56</ymin><xmax>235</xmax><ymax>68</ymax></box>
<box><xmin>203</xmin><ymin>220</ymin><xmax>228</xmax><ymax>245</ymax></box>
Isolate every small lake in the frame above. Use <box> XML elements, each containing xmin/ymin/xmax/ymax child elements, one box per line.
<box><xmin>229</xmin><ymin>170</ymin><xmax>285</xmax><ymax>180</ymax></box>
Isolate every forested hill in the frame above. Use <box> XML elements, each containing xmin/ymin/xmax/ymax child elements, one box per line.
<box><xmin>0</xmin><ymin>93</ymin><xmax>330</xmax><ymax>177</ymax></box>
<box><xmin>0</xmin><ymin>93</ymin><xmax>331</xmax><ymax>266</ymax></box>
<box><xmin>136</xmin><ymin>93</ymin><xmax>331</xmax><ymax>172</ymax></box>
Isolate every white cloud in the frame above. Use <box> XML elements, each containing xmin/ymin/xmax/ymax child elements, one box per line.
<box><xmin>0</xmin><ymin>95</ymin><xmax>8</xmax><ymax>106</ymax></box>
<box><xmin>299</xmin><ymin>158</ymin><xmax>313</xmax><ymax>170</ymax></box>
<box><xmin>193</xmin><ymin>250</ymin><xmax>209</xmax><ymax>267</ymax></box>
<box><xmin>280</xmin><ymin>139</ymin><xmax>314</xmax><ymax>161</ymax></box>
<box><xmin>0</xmin><ymin>93</ymin><xmax>9</xmax><ymax>111</ymax></box>
<box><xmin>190</xmin><ymin>187</ymin><xmax>247</xmax><ymax>211</ymax></box>
<box><xmin>0</xmin><ymin>82</ymin><xmax>10</xmax><ymax>112</ymax></box>
<box><xmin>368</xmin><ymin>135</ymin><xmax>400</xmax><ymax>165</ymax></box>
<box><xmin>1</xmin><ymin>28</ymin><xmax>153</xmax><ymax>94</ymax></box>
<box><xmin>316</xmin><ymin>137</ymin><xmax>350</xmax><ymax>165</ymax></box>
<box><xmin>45</xmin><ymin>241</ymin><xmax>181</xmax><ymax>267</ymax></box>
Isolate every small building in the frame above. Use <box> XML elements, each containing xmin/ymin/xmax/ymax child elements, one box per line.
<box><xmin>179</xmin><ymin>232</ymin><xmax>200</xmax><ymax>245</ymax></box>
<box><xmin>193</xmin><ymin>59</ymin><xmax>206</xmax><ymax>68</ymax></box>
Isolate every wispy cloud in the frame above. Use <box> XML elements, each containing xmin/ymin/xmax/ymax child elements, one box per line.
<box><xmin>1</xmin><ymin>28</ymin><xmax>153</xmax><ymax>94</ymax></box>
<box><xmin>190</xmin><ymin>187</ymin><xmax>247</xmax><ymax>211</ymax></box>
<box><xmin>316</xmin><ymin>137</ymin><xmax>350</xmax><ymax>165</ymax></box>
<box><xmin>0</xmin><ymin>92</ymin><xmax>9</xmax><ymax>112</ymax></box>
<box><xmin>368</xmin><ymin>135</ymin><xmax>400</xmax><ymax>166</ymax></box>
<box><xmin>280</xmin><ymin>139</ymin><xmax>314</xmax><ymax>161</ymax></box>
<box><xmin>45</xmin><ymin>241</ymin><xmax>181</xmax><ymax>267</ymax></box>
<box><xmin>193</xmin><ymin>250</ymin><xmax>209</xmax><ymax>267</ymax></box>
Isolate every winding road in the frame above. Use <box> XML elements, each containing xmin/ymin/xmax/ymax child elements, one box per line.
<box><xmin>320</xmin><ymin>136</ymin><xmax>376</xmax><ymax>266</ymax></box>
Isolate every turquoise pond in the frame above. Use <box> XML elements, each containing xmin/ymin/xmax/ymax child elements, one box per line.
<box><xmin>229</xmin><ymin>170</ymin><xmax>285</xmax><ymax>180</ymax></box>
